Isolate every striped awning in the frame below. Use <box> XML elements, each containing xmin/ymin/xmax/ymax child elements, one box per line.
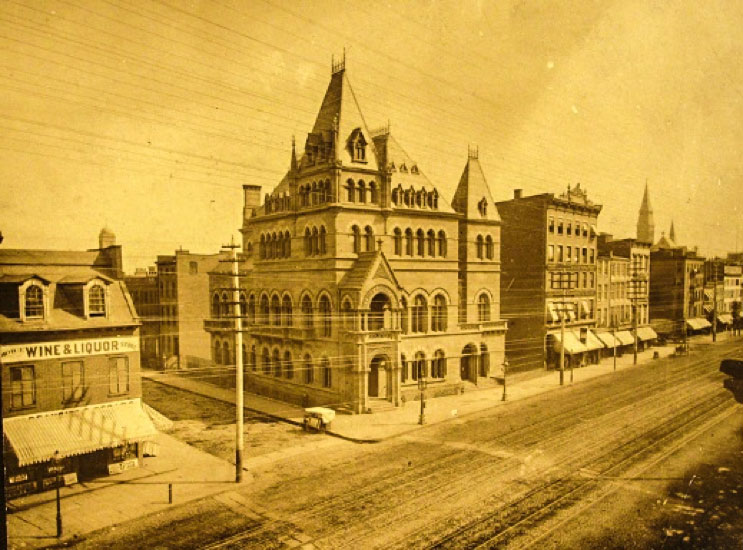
<box><xmin>3</xmin><ymin>399</ymin><xmax>158</xmax><ymax>467</ymax></box>
<box><xmin>636</xmin><ymin>326</ymin><xmax>658</xmax><ymax>341</ymax></box>
<box><xmin>596</xmin><ymin>331</ymin><xmax>619</xmax><ymax>348</ymax></box>
<box><xmin>717</xmin><ymin>314</ymin><xmax>734</xmax><ymax>325</ymax></box>
<box><xmin>583</xmin><ymin>329</ymin><xmax>605</xmax><ymax>351</ymax></box>
<box><xmin>615</xmin><ymin>331</ymin><xmax>635</xmax><ymax>346</ymax></box>
<box><xmin>687</xmin><ymin>318</ymin><xmax>711</xmax><ymax>330</ymax></box>
<box><xmin>551</xmin><ymin>331</ymin><xmax>588</xmax><ymax>355</ymax></box>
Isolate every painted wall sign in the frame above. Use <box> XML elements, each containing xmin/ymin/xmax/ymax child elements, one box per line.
<box><xmin>0</xmin><ymin>336</ymin><xmax>139</xmax><ymax>363</ymax></box>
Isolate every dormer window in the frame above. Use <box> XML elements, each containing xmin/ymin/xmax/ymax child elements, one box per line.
<box><xmin>89</xmin><ymin>285</ymin><xmax>106</xmax><ymax>317</ymax></box>
<box><xmin>411</xmin><ymin>164</ymin><xmax>419</xmax><ymax>174</ymax></box>
<box><xmin>478</xmin><ymin>197</ymin><xmax>488</xmax><ymax>217</ymax></box>
<box><xmin>347</xmin><ymin>128</ymin><xmax>368</xmax><ymax>163</ymax></box>
<box><xmin>25</xmin><ymin>284</ymin><xmax>44</xmax><ymax>319</ymax></box>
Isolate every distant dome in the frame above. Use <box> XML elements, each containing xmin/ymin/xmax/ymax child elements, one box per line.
<box><xmin>99</xmin><ymin>227</ymin><xmax>116</xmax><ymax>248</ymax></box>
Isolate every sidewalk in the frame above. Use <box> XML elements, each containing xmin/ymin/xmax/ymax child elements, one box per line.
<box><xmin>142</xmin><ymin>339</ymin><xmax>704</xmax><ymax>443</ymax></box>
<box><xmin>6</xmin><ymin>434</ymin><xmax>236</xmax><ymax>550</ymax></box>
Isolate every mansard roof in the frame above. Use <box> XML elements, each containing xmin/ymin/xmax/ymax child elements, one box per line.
<box><xmin>451</xmin><ymin>154</ymin><xmax>499</xmax><ymax>221</ymax></box>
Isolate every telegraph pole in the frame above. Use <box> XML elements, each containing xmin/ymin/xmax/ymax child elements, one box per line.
<box><xmin>712</xmin><ymin>263</ymin><xmax>718</xmax><ymax>343</ymax></box>
<box><xmin>559</xmin><ymin>278</ymin><xmax>566</xmax><ymax>386</ymax></box>
<box><xmin>502</xmin><ymin>360</ymin><xmax>508</xmax><ymax>401</ymax></box>
<box><xmin>612</xmin><ymin>321</ymin><xmax>617</xmax><ymax>372</ymax></box>
<box><xmin>224</xmin><ymin>238</ymin><xmax>244</xmax><ymax>482</ymax></box>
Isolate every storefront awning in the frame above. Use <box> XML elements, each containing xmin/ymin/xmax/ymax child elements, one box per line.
<box><xmin>3</xmin><ymin>399</ymin><xmax>158</xmax><ymax>467</ymax></box>
<box><xmin>717</xmin><ymin>313</ymin><xmax>734</xmax><ymax>325</ymax></box>
<box><xmin>636</xmin><ymin>326</ymin><xmax>658</xmax><ymax>341</ymax></box>
<box><xmin>686</xmin><ymin>318</ymin><xmax>711</xmax><ymax>330</ymax></box>
<box><xmin>697</xmin><ymin>318</ymin><xmax>712</xmax><ymax>329</ymax></box>
<box><xmin>551</xmin><ymin>331</ymin><xmax>588</xmax><ymax>355</ymax></box>
<box><xmin>547</xmin><ymin>303</ymin><xmax>559</xmax><ymax>323</ymax></box>
<box><xmin>584</xmin><ymin>329</ymin><xmax>605</xmax><ymax>351</ymax></box>
<box><xmin>596</xmin><ymin>331</ymin><xmax>619</xmax><ymax>348</ymax></box>
<box><xmin>615</xmin><ymin>331</ymin><xmax>635</xmax><ymax>346</ymax></box>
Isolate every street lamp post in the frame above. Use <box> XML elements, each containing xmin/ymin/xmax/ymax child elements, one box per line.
<box><xmin>54</xmin><ymin>450</ymin><xmax>62</xmax><ymax>538</ymax></box>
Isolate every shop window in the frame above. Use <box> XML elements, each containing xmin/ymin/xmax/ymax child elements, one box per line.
<box><xmin>62</xmin><ymin>361</ymin><xmax>84</xmax><ymax>402</ymax></box>
<box><xmin>10</xmin><ymin>365</ymin><xmax>35</xmax><ymax>409</ymax></box>
<box><xmin>108</xmin><ymin>357</ymin><xmax>129</xmax><ymax>395</ymax></box>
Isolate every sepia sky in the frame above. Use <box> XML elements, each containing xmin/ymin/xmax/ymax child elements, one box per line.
<box><xmin>1</xmin><ymin>0</ymin><xmax>743</xmax><ymax>270</ymax></box>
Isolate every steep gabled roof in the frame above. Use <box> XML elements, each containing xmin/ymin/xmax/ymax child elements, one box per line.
<box><xmin>451</xmin><ymin>155</ymin><xmax>500</xmax><ymax>221</ymax></box>
<box><xmin>308</xmin><ymin>69</ymin><xmax>379</xmax><ymax>170</ymax></box>
<box><xmin>339</xmin><ymin>250</ymin><xmax>401</xmax><ymax>292</ymax></box>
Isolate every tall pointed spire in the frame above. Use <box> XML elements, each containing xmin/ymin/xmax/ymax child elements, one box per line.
<box><xmin>669</xmin><ymin>220</ymin><xmax>676</xmax><ymax>243</ymax></box>
<box><xmin>452</xmin><ymin>148</ymin><xmax>500</xmax><ymax>221</ymax></box>
<box><xmin>636</xmin><ymin>180</ymin><xmax>655</xmax><ymax>244</ymax></box>
<box><xmin>290</xmin><ymin>135</ymin><xmax>298</xmax><ymax>173</ymax></box>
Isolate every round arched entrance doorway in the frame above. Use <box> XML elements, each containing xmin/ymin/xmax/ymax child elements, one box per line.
<box><xmin>460</xmin><ymin>344</ymin><xmax>478</xmax><ymax>383</ymax></box>
<box><xmin>368</xmin><ymin>355</ymin><xmax>390</xmax><ymax>398</ymax></box>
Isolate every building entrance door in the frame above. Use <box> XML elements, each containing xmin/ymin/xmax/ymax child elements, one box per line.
<box><xmin>460</xmin><ymin>344</ymin><xmax>478</xmax><ymax>383</ymax></box>
<box><xmin>369</xmin><ymin>356</ymin><xmax>388</xmax><ymax>398</ymax></box>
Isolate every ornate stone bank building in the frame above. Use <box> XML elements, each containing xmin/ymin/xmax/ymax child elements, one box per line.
<box><xmin>206</xmin><ymin>62</ymin><xmax>507</xmax><ymax>413</ymax></box>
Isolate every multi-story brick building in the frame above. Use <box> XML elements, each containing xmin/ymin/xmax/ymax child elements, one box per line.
<box><xmin>497</xmin><ymin>184</ymin><xmax>603</xmax><ymax>372</ymax></box>
<box><xmin>649</xmin><ymin>243</ymin><xmax>707</xmax><ymax>337</ymax></box>
<box><xmin>1</xmin><ymin>231</ymin><xmax>157</xmax><ymax>498</ymax></box>
<box><xmin>123</xmin><ymin>266</ymin><xmax>159</xmax><ymax>368</ymax></box>
<box><xmin>154</xmin><ymin>250</ymin><xmax>224</xmax><ymax>370</ymax></box>
<box><xmin>205</xmin><ymin>62</ymin><xmax>507</xmax><ymax>413</ymax></box>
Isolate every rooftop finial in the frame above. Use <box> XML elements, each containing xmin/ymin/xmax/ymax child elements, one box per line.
<box><xmin>332</xmin><ymin>49</ymin><xmax>346</xmax><ymax>74</ymax></box>
<box><xmin>468</xmin><ymin>144</ymin><xmax>478</xmax><ymax>159</ymax></box>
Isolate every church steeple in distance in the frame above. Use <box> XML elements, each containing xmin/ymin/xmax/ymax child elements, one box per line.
<box><xmin>636</xmin><ymin>181</ymin><xmax>655</xmax><ymax>244</ymax></box>
<box><xmin>669</xmin><ymin>219</ymin><xmax>676</xmax><ymax>243</ymax></box>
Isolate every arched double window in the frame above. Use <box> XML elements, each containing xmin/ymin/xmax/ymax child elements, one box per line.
<box><xmin>301</xmin><ymin>295</ymin><xmax>313</xmax><ymax>328</ymax></box>
<box><xmin>357</xmin><ymin>180</ymin><xmax>366</xmax><ymax>203</ymax></box>
<box><xmin>282</xmin><ymin>295</ymin><xmax>293</xmax><ymax>326</ymax></box>
<box><xmin>319</xmin><ymin>295</ymin><xmax>332</xmax><ymax>337</ymax></box>
<box><xmin>431</xmin><ymin>350</ymin><xmax>447</xmax><ymax>379</ymax></box>
<box><xmin>412</xmin><ymin>295</ymin><xmax>428</xmax><ymax>333</ymax></box>
<box><xmin>319</xmin><ymin>226</ymin><xmax>327</xmax><ymax>255</ymax></box>
<box><xmin>311</xmin><ymin>227</ymin><xmax>319</xmax><ymax>255</ymax></box>
<box><xmin>221</xmin><ymin>293</ymin><xmax>230</xmax><ymax>318</ymax></box>
<box><xmin>485</xmin><ymin>235</ymin><xmax>494</xmax><ymax>260</ymax></box>
<box><xmin>212</xmin><ymin>293</ymin><xmax>221</xmax><ymax>318</ymax></box>
<box><xmin>369</xmin><ymin>182</ymin><xmax>378</xmax><ymax>204</ymax></box>
<box><xmin>477</xmin><ymin>293</ymin><xmax>491</xmax><ymax>322</ymax></box>
<box><xmin>89</xmin><ymin>284</ymin><xmax>106</xmax><ymax>316</ymax></box>
<box><xmin>431</xmin><ymin>294</ymin><xmax>447</xmax><ymax>332</ymax></box>
<box><xmin>476</xmin><ymin>235</ymin><xmax>484</xmax><ymax>259</ymax></box>
<box><xmin>351</xmin><ymin>225</ymin><xmax>361</xmax><ymax>254</ymax></box>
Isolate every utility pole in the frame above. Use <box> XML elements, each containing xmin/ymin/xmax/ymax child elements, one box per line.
<box><xmin>630</xmin><ymin>265</ymin><xmax>639</xmax><ymax>365</ymax></box>
<box><xmin>712</xmin><ymin>263</ymin><xmax>718</xmax><ymax>343</ymax></box>
<box><xmin>559</xmin><ymin>274</ymin><xmax>566</xmax><ymax>387</ymax></box>
<box><xmin>224</xmin><ymin>238</ymin><xmax>244</xmax><ymax>483</ymax></box>
<box><xmin>502</xmin><ymin>360</ymin><xmax>508</xmax><ymax>401</ymax></box>
<box><xmin>612</xmin><ymin>321</ymin><xmax>617</xmax><ymax>372</ymax></box>
<box><xmin>54</xmin><ymin>450</ymin><xmax>62</xmax><ymax>537</ymax></box>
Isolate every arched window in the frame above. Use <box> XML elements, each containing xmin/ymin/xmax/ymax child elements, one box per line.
<box><xmin>304</xmin><ymin>354</ymin><xmax>314</xmax><ymax>384</ymax></box>
<box><xmin>272</xmin><ymin>348</ymin><xmax>281</xmax><ymax>377</ymax></box>
<box><xmin>432</xmin><ymin>350</ymin><xmax>447</xmax><ymax>379</ymax></box>
<box><xmin>480</xmin><ymin>343</ymin><xmax>490</xmax><ymax>377</ymax></box>
<box><xmin>271</xmin><ymin>295</ymin><xmax>281</xmax><ymax>326</ymax></box>
<box><xmin>352</xmin><ymin>225</ymin><xmax>361</xmax><ymax>254</ymax></box>
<box><xmin>405</xmin><ymin>229</ymin><xmax>414</xmax><ymax>256</ymax></box>
<box><xmin>250</xmin><ymin>345</ymin><xmax>257</xmax><ymax>371</ymax></box>
<box><xmin>319</xmin><ymin>226</ymin><xmax>327</xmax><ymax>255</ymax></box>
<box><xmin>478</xmin><ymin>293</ymin><xmax>491</xmax><ymax>322</ymax></box>
<box><xmin>259</xmin><ymin>234</ymin><xmax>266</xmax><ymax>259</ymax></box>
<box><xmin>221</xmin><ymin>293</ymin><xmax>230</xmax><ymax>318</ymax></box>
<box><xmin>485</xmin><ymin>235</ymin><xmax>494</xmax><ymax>260</ymax></box>
<box><xmin>284</xmin><ymin>351</ymin><xmax>293</xmax><ymax>379</ymax></box>
<box><xmin>311</xmin><ymin>227</ymin><xmax>319</xmax><ymax>255</ymax></box>
<box><xmin>301</xmin><ymin>295</ymin><xmax>313</xmax><ymax>328</ymax></box>
<box><xmin>212</xmin><ymin>293</ymin><xmax>221</xmax><ymax>318</ymax></box>
<box><xmin>299</xmin><ymin>187</ymin><xmax>306</xmax><ymax>207</ymax></box>
<box><xmin>437</xmin><ymin>230</ymin><xmax>447</xmax><ymax>257</ymax></box>
<box><xmin>416</xmin><ymin>229</ymin><xmax>425</xmax><ymax>256</ymax></box>
<box><xmin>393</xmin><ymin>228</ymin><xmax>402</xmax><ymax>255</ymax></box>
<box><xmin>223</xmin><ymin>341</ymin><xmax>232</xmax><ymax>365</ymax></box>
<box><xmin>324</xmin><ymin>179</ymin><xmax>332</xmax><ymax>203</ymax></box>
<box><xmin>319</xmin><ymin>295</ymin><xmax>332</xmax><ymax>337</ymax></box>
<box><xmin>431</xmin><ymin>294</ymin><xmax>447</xmax><ymax>332</ymax></box>
<box><xmin>322</xmin><ymin>357</ymin><xmax>332</xmax><ymax>388</ymax></box>
<box><xmin>414</xmin><ymin>351</ymin><xmax>427</xmax><ymax>380</ymax></box>
<box><xmin>88</xmin><ymin>284</ymin><xmax>106</xmax><ymax>317</ymax></box>
<box><xmin>282</xmin><ymin>295</ymin><xmax>293</xmax><ymax>326</ymax></box>
<box><xmin>412</xmin><ymin>295</ymin><xmax>428</xmax><ymax>333</ymax></box>
<box><xmin>342</xmin><ymin>298</ymin><xmax>353</xmax><ymax>329</ymax></box>
<box><xmin>311</xmin><ymin>181</ymin><xmax>318</xmax><ymax>206</ymax></box>
<box><xmin>347</xmin><ymin>179</ymin><xmax>356</xmax><ymax>202</ymax></box>
<box><xmin>259</xmin><ymin>294</ymin><xmax>270</xmax><ymax>325</ymax></box>
<box><xmin>269</xmin><ymin>233</ymin><xmax>277</xmax><ymax>259</ymax></box>
<box><xmin>214</xmin><ymin>339</ymin><xmax>222</xmax><ymax>365</ymax></box>
<box><xmin>400</xmin><ymin>297</ymin><xmax>409</xmax><ymax>334</ymax></box>
<box><xmin>357</xmin><ymin>180</ymin><xmax>366</xmax><ymax>203</ymax></box>
<box><xmin>261</xmin><ymin>347</ymin><xmax>270</xmax><ymax>374</ymax></box>
<box><xmin>365</xmin><ymin>226</ymin><xmax>374</xmax><ymax>252</ymax></box>
<box><xmin>304</xmin><ymin>227</ymin><xmax>312</xmax><ymax>256</ymax></box>
<box><xmin>284</xmin><ymin>231</ymin><xmax>292</xmax><ymax>257</ymax></box>
<box><xmin>248</xmin><ymin>294</ymin><xmax>256</xmax><ymax>324</ymax></box>
<box><xmin>476</xmin><ymin>235</ymin><xmax>484</xmax><ymax>259</ymax></box>
<box><xmin>274</xmin><ymin>233</ymin><xmax>282</xmax><ymax>258</ymax></box>
<box><xmin>427</xmin><ymin>230</ymin><xmax>436</xmax><ymax>257</ymax></box>
<box><xmin>369</xmin><ymin>181</ymin><xmax>378</xmax><ymax>204</ymax></box>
